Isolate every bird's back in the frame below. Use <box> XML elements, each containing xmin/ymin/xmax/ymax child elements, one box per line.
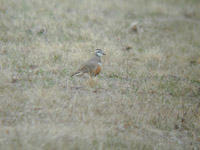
<box><xmin>89</xmin><ymin>55</ymin><xmax>101</xmax><ymax>63</ymax></box>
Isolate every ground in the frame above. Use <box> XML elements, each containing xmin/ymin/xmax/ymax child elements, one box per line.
<box><xmin>0</xmin><ymin>0</ymin><xmax>200</xmax><ymax>149</ymax></box>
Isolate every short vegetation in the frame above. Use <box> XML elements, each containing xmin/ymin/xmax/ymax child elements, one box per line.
<box><xmin>0</xmin><ymin>0</ymin><xmax>200</xmax><ymax>149</ymax></box>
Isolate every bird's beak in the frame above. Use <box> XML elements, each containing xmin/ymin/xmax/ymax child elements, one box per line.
<box><xmin>103</xmin><ymin>52</ymin><xmax>106</xmax><ymax>55</ymax></box>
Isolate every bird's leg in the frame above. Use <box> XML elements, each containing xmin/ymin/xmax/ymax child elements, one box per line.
<box><xmin>86</xmin><ymin>75</ymin><xmax>97</xmax><ymax>87</ymax></box>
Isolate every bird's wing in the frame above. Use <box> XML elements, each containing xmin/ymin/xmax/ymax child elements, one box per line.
<box><xmin>79</xmin><ymin>61</ymin><xmax>97</xmax><ymax>73</ymax></box>
<box><xmin>71</xmin><ymin>61</ymin><xmax>95</xmax><ymax>77</ymax></box>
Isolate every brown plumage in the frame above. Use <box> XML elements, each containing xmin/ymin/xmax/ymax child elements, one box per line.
<box><xmin>71</xmin><ymin>49</ymin><xmax>105</xmax><ymax>77</ymax></box>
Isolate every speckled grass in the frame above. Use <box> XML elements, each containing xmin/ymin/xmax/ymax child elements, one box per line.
<box><xmin>0</xmin><ymin>0</ymin><xmax>200</xmax><ymax>149</ymax></box>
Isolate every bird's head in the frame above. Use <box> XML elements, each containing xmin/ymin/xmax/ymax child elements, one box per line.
<box><xmin>95</xmin><ymin>49</ymin><xmax>106</xmax><ymax>57</ymax></box>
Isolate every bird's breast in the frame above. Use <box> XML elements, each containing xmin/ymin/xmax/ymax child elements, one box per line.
<box><xmin>95</xmin><ymin>64</ymin><xmax>101</xmax><ymax>76</ymax></box>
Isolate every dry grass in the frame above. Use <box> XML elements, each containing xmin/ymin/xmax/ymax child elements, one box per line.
<box><xmin>0</xmin><ymin>0</ymin><xmax>200</xmax><ymax>149</ymax></box>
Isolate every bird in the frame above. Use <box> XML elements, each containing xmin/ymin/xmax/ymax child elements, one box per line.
<box><xmin>71</xmin><ymin>49</ymin><xmax>106</xmax><ymax>77</ymax></box>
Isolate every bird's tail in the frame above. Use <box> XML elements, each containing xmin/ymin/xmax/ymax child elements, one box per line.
<box><xmin>70</xmin><ymin>72</ymin><xmax>76</xmax><ymax>77</ymax></box>
<box><xmin>70</xmin><ymin>71</ymin><xmax>81</xmax><ymax>77</ymax></box>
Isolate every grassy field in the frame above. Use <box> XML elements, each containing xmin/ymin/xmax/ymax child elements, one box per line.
<box><xmin>0</xmin><ymin>0</ymin><xmax>200</xmax><ymax>149</ymax></box>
